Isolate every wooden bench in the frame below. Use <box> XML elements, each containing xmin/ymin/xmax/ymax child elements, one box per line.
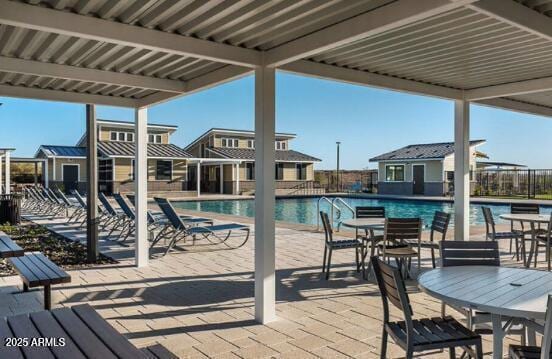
<box><xmin>141</xmin><ymin>344</ymin><xmax>179</xmax><ymax>359</ymax></box>
<box><xmin>0</xmin><ymin>304</ymin><xmax>150</xmax><ymax>358</ymax></box>
<box><xmin>0</xmin><ymin>231</ymin><xmax>23</xmax><ymax>258</ymax></box>
<box><xmin>8</xmin><ymin>252</ymin><xmax>70</xmax><ymax>310</ymax></box>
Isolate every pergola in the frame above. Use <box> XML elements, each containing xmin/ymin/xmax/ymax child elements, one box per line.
<box><xmin>1</xmin><ymin>0</ymin><xmax>552</xmax><ymax>324</ymax></box>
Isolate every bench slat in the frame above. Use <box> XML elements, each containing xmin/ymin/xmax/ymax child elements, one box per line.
<box><xmin>29</xmin><ymin>310</ymin><xmax>87</xmax><ymax>359</ymax></box>
<box><xmin>0</xmin><ymin>318</ymin><xmax>24</xmax><ymax>359</ymax></box>
<box><xmin>8</xmin><ymin>256</ymin><xmax>43</xmax><ymax>287</ymax></box>
<box><xmin>0</xmin><ymin>233</ymin><xmax>24</xmax><ymax>258</ymax></box>
<box><xmin>72</xmin><ymin>304</ymin><xmax>146</xmax><ymax>359</ymax></box>
<box><xmin>7</xmin><ymin>314</ymin><xmax>55</xmax><ymax>359</ymax></box>
<box><xmin>52</xmin><ymin>307</ymin><xmax>118</xmax><ymax>359</ymax></box>
<box><xmin>141</xmin><ymin>344</ymin><xmax>179</xmax><ymax>359</ymax></box>
<box><xmin>31</xmin><ymin>253</ymin><xmax>70</xmax><ymax>283</ymax></box>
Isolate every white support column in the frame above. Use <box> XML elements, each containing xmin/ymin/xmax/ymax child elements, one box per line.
<box><xmin>44</xmin><ymin>160</ymin><xmax>49</xmax><ymax>188</ymax></box>
<box><xmin>52</xmin><ymin>157</ymin><xmax>56</xmax><ymax>181</ymax></box>
<box><xmin>219</xmin><ymin>164</ymin><xmax>224</xmax><ymax>194</ymax></box>
<box><xmin>0</xmin><ymin>155</ymin><xmax>3</xmax><ymax>195</ymax></box>
<box><xmin>196</xmin><ymin>162</ymin><xmax>201</xmax><ymax>197</ymax></box>
<box><xmin>236</xmin><ymin>162</ymin><xmax>240</xmax><ymax>194</ymax></box>
<box><xmin>4</xmin><ymin>152</ymin><xmax>10</xmax><ymax>194</ymax></box>
<box><xmin>454</xmin><ymin>100</ymin><xmax>470</xmax><ymax>241</ymax></box>
<box><xmin>135</xmin><ymin>107</ymin><xmax>148</xmax><ymax>267</ymax></box>
<box><xmin>254</xmin><ymin>66</ymin><xmax>276</xmax><ymax>324</ymax></box>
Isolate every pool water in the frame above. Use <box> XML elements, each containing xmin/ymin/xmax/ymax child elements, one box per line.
<box><xmin>173</xmin><ymin>197</ymin><xmax>552</xmax><ymax>227</ymax></box>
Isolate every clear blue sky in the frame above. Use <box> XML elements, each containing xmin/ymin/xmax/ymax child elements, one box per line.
<box><xmin>0</xmin><ymin>72</ymin><xmax>550</xmax><ymax>170</ymax></box>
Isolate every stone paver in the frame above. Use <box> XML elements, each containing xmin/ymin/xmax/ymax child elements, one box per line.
<box><xmin>2</xmin><ymin>209</ymin><xmax>540</xmax><ymax>358</ymax></box>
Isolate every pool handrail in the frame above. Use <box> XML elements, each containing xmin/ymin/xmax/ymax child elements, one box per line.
<box><xmin>332</xmin><ymin>197</ymin><xmax>355</xmax><ymax>231</ymax></box>
<box><xmin>317</xmin><ymin>196</ymin><xmax>344</xmax><ymax>231</ymax></box>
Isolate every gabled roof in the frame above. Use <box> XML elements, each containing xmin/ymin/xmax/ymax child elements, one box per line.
<box><xmin>37</xmin><ymin>142</ymin><xmax>192</xmax><ymax>159</ymax></box>
<box><xmin>37</xmin><ymin>145</ymin><xmax>86</xmax><ymax>158</ymax></box>
<box><xmin>97</xmin><ymin>142</ymin><xmax>192</xmax><ymax>159</ymax></box>
<box><xmin>208</xmin><ymin>147</ymin><xmax>320</xmax><ymax>162</ymax></box>
<box><xmin>369</xmin><ymin>140</ymin><xmax>486</xmax><ymax>162</ymax></box>
<box><xmin>184</xmin><ymin>128</ymin><xmax>296</xmax><ymax>151</ymax></box>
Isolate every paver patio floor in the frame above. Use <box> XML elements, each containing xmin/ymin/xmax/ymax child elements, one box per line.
<box><xmin>0</xmin><ymin>210</ymin><xmax>540</xmax><ymax>358</ymax></box>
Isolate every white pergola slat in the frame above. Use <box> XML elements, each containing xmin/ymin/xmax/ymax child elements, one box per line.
<box><xmin>1</xmin><ymin>0</ymin><xmax>552</xmax><ymax>326</ymax></box>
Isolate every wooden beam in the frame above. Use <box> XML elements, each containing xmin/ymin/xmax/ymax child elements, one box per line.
<box><xmin>264</xmin><ymin>0</ymin><xmax>479</xmax><ymax>67</ymax></box>
<box><xmin>0</xmin><ymin>0</ymin><xmax>262</xmax><ymax>68</ymax></box>
<box><xmin>0</xmin><ymin>56</ymin><xmax>186</xmax><ymax>93</ymax></box>
<box><xmin>0</xmin><ymin>84</ymin><xmax>137</xmax><ymax>107</ymax></box>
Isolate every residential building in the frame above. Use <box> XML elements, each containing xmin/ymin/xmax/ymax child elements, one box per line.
<box><xmin>35</xmin><ymin>119</ymin><xmax>193</xmax><ymax>194</ymax></box>
<box><xmin>369</xmin><ymin>140</ymin><xmax>486</xmax><ymax>196</ymax></box>
<box><xmin>184</xmin><ymin>128</ymin><xmax>320</xmax><ymax>195</ymax></box>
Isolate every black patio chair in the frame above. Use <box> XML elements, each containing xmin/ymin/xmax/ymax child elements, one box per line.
<box><xmin>380</xmin><ymin>218</ymin><xmax>422</xmax><ymax>278</ymax></box>
<box><xmin>320</xmin><ymin>211</ymin><xmax>364</xmax><ymax>280</ymax></box>
<box><xmin>355</xmin><ymin>206</ymin><xmax>385</xmax><ymax>269</ymax></box>
<box><xmin>535</xmin><ymin>214</ymin><xmax>552</xmax><ymax>271</ymax></box>
<box><xmin>510</xmin><ymin>203</ymin><xmax>541</xmax><ymax>261</ymax></box>
<box><xmin>371</xmin><ymin>257</ymin><xmax>483</xmax><ymax>359</ymax></box>
<box><xmin>509</xmin><ymin>295</ymin><xmax>552</xmax><ymax>359</ymax></box>
<box><xmin>483</xmin><ymin>206</ymin><xmax>522</xmax><ymax>254</ymax></box>
<box><xmin>405</xmin><ymin>211</ymin><xmax>450</xmax><ymax>268</ymax></box>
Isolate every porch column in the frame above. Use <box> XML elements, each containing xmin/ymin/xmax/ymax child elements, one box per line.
<box><xmin>219</xmin><ymin>164</ymin><xmax>224</xmax><ymax>194</ymax></box>
<box><xmin>4</xmin><ymin>151</ymin><xmax>10</xmax><ymax>194</ymax></box>
<box><xmin>34</xmin><ymin>162</ymin><xmax>38</xmax><ymax>185</ymax></box>
<box><xmin>454</xmin><ymin>100</ymin><xmax>470</xmax><ymax>241</ymax></box>
<box><xmin>135</xmin><ymin>107</ymin><xmax>148</xmax><ymax>267</ymax></box>
<box><xmin>52</xmin><ymin>157</ymin><xmax>56</xmax><ymax>182</ymax></box>
<box><xmin>254</xmin><ymin>66</ymin><xmax>276</xmax><ymax>323</ymax></box>
<box><xmin>196</xmin><ymin>162</ymin><xmax>201</xmax><ymax>197</ymax></box>
<box><xmin>0</xmin><ymin>155</ymin><xmax>3</xmax><ymax>194</ymax></box>
<box><xmin>44</xmin><ymin>160</ymin><xmax>49</xmax><ymax>188</ymax></box>
<box><xmin>235</xmin><ymin>162</ymin><xmax>240</xmax><ymax>194</ymax></box>
<box><xmin>86</xmin><ymin>104</ymin><xmax>99</xmax><ymax>262</ymax></box>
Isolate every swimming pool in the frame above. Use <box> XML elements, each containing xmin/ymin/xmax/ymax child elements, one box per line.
<box><xmin>173</xmin><ymin>197</ymin><xmax>552</xmax><ymax>227</ymax></box>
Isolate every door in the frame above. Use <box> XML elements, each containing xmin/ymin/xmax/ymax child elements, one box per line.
<box><xmin>62</xmin><ymin>165</ymin><xmax>79</xmax><ymax>194</ymax></box>
<box><xmin>413</xmin><ymin>165</ymin><xmax>425</xmax><ymax>195</ymax></box>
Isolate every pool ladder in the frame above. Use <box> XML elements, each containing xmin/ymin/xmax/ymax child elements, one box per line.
<box><xmin>316</xmin><ymin>196</ymin><xmax>355</xmax><ymax>231</ymax></box>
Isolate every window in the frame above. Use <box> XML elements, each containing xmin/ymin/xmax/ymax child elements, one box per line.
<box><xmin>246</xmin><ymin>163</ymin><xmax>255</xmax><ymax>180</ymax></box>
<box><xmin>221</xmin><ymin>138</ymin><xmax>238</xmax><ymax>148</ymax></box>
<box><xmin>275</xmin><ymin>141</ymin><xmax>287</xmax><ymax>150</ymax></box>
<box><xmin>118</xmin><ymin>132</ymin><xmax>125</xmax><ymax>141</ymax></box>
<box><xmin>110</xmin><ymin>132</ymin><xmax>117</xmax><ymax>141</ymax></box>
<box><xmin>275</xmin><ymin>163</ymin><xmax>284</xmax><ymax>180</ymax></box>
<box><xmin>446</xmin><ymin>171</ymin><xmax>454</xmax><ymax>182</ymax></box>
<box><xmin>385</xmin><ymin>165</ymin><xmax>405</xmax><ymax>181</ymax></box>
<box><xmin>247</xmin><ymin>139</ymin><xmax>254</xmax><ymax>148</ymax></box>
<box><xmin>296</xmin><ymin>163</ymin><xmax>307</xmax><ymax>180</ymax></box>
<box><xmin>156</xmin><ymin>160</ymin><xmax>172</xmax><ymax>180</ymax></box>
<box><xmin>127</xmin><ymin>133</ymin><xmax>134</xmax><ymax>142</ymax></box>
<box><xmin>148</xmin><ymin>134</ymin><xmax>162</xmax><ymax>144</ymax></box>
<box><xmin>110</xmin><ymin>131</ymin><xmax>133</xmax><ymax>142</ymax></box>
<box><xmin>200</xmin><ymin>143</ymin><xmax>206</xmax><ymax>157</ymax></box>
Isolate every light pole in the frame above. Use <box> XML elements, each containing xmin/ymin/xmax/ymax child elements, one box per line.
<box><xmin>336</xmin><ymin>141</ymin><xmax>341</xmax><ymax>192</ymax></box>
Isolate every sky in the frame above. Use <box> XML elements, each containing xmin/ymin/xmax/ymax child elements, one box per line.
<box><xmin>0</xmin><ymin>72</ymin><xmax>550</xmax><ymax>170</ymax></box>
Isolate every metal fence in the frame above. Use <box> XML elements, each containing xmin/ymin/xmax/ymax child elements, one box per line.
<box><xmin>474</xmin><ymin>169</ymin><xmax>552</xmax><ymax>200</ymax></box>
<box><xmin>315</xmin><ymin>170</ymin><xmax>378</xmax><ymax>193</ymax></box>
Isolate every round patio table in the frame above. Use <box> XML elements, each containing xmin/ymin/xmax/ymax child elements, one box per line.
<box><xmin>499</xmin><ymin>213</ymin><xmax>551</xmax><ymax>270</ymax></box>
<box><xmin>340</xmin><ymin>218</ymin><xmax>385</xmax><ymax>278</ymax></box>
<box><xmin>419</xmin><ymin>266</ymin><xmax>552</xmax><ymax>359</ymax></box>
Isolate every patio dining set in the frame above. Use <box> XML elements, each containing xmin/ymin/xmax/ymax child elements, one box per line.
<box><xmin>319</xmin><ymin>204</ymin><xmax>552</xmax><ymax>359</ymax></box>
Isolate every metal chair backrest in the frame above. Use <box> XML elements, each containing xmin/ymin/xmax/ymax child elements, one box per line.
<box><xmin>384</xmin><ymin>218</ymin><xmax>422</xmax><ymax>245</ymax></box>
<box><xmin>154</xmin><ymin>197</ymin><xmax>185</xmax><ymax>230</ymax></box>
<box><xmin>541</xmin><ymin>295</ymin><xmax>552</xmax><ymax>359</ymax></box>
<box><xmin>42</xmin><ymin>188</ymin><xmax>58</xmax><ymax>203</ymax></box>
<box><xmin>320</xmin><ymin>211</ymin><xmax>333</xmax><ymax>244</ymax></box>
<box><xmin>511</xmin><ymin>203</ymin><xmax>539</xmax><ymax>214</ymax></box>
<box><xmin>430</xmin><ymin>211</ymin><xmax>450</xmax><ymax>242</ymax></box>
<box><xmin>371</xmin><ymin>256</ymin><xmax>413</xmax><ymax>327</ymax></box>
<box><xmin>355</xmin><ymin>206</ymin><xmax>385</xmax><ymax>218</ymax></box>
<box><xmin>482</xmin><ymin>206</ymin><xmax>496</xmax><ymax>237</ymax></box>
<box><xmin>98</xmin><ymin>192</ymin><xmax>117</xmax><ymax>216</ymax></box>
<box><xmin>440</xmin><ymin>240</ymin><xmax>500</xmax><ymax>267</ymax></box>
<box><xmin>54</xmin><ymin>187</ymin><xmax>72</xmax><ymax>206</ymax></box>
<box><xmin>113</xmin><ymin>194</ymin><xmax>135</xmax><ymax>220</ymax></box>
<box><xmin>71</xmin><ymin>190</ymin><xmax>87</xmax><ymax>208</ymax></box>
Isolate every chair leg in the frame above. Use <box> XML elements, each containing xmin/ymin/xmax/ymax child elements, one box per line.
<box><xmin>322</xmin><ymin>247</ymin><xmax>327</xmax><ymax>274</ymax></box>
<box><xmin>509</xmin><ymin>238</ymin><xmax>513</xmax><ymax>254</ymax></box>
<box><xmin>380</xmin><ymin>329</ymin><xmax>388</xmax><ymax>359</ymax></box>
<box><xmin>515</xmin><ymin>238</ymin><xmax>519</xmax><ymax>261</ymax></box>
<box><xmin>431</xmin><ymin>248</ymin><xmax>436</xmax><ymax>268</ymax></box>
<box><xmin>449</xmin><ymin>347</ymin><xmax>455</xmax><ymax>359</ymax></box>
<box><xmin>475</xmin><ymin>342</ymin><xmax>483</xmax><ymax>359</ymax></box>
<box><xmin>441</xmin><ymin>301</ymin><xmax>446</xmax><ymax>317</ymax></box>
<box><xmin>326</xmin><ymin>249</ymin><xmax>332</xmax><ymax>280</ymax></box>
<box><xmin>355</xmin><ymin>248</ymin><xmax>360</xmax><ymax>273</ymax></box>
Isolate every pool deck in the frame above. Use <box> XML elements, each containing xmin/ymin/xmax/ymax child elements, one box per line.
<box><xmin>3</xmin><ymin>207</ymin><xmax>545</xmax><ymax>358</ymax></box>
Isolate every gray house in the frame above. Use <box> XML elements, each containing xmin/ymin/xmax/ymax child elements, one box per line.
<box><xmin>369</xmin><ymin>140</ymin><xmax>486</xmax><ymax>196</ymax></box>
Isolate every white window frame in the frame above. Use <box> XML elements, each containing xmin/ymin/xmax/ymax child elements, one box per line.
<box><xmin>296</xmin><ymin>163</ymin><xmax>307</xmax><ymax>180</ymax></box>
<box><xmin>148</xmin><ymin>134</ymin><xmax>162</xmax><ymax>144</ymax></box>
<box><xmin>247</xmin><ymin>139</ymin><xmax>255</xmax><ymax>148</ymax></box>
<box><xmin>110</xmin><ymin>131</ymin><xmax>133</xmax><ymax>142</ymax></box>
<box><xmin>275</xmin><ymin>140</ymin><xmax>287</xmax><ymax>150</ymax></box>
<box><xmin>61</xmin><ymin>163</ymin><xmax>80</xmax><ymax>182</ymax></box>
<box><xmin>221</xmin><ymin>138</ymin><xmax>239</xmax><ymax>148</ymax></box>
<box><xmin>385</xmin><ymin>164</ymin><xmax>405</xmax><ymax>182</ymax></box>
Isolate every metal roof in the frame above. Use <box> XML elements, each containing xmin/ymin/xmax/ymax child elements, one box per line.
<box><xmin>0</xmin><ymin>0</ymin><xmax>551</xmax><ymax>117</ymax></box>
<box><xmin>208</xmin><ymin>147</ymin><xmax>320</xmax><ymax>162</ymax></box>
<box><xmin>97</xmin><ymin>141</ymin><xmax>192</xmax><ymax>158</ymax></box>
<box><xmin>370</xmin><ymin>140</ymin><xmax>486</xmax><ymax>162</ymax></box>
<box><xmin>39</xmin><ymin>145</ymin><xmax>86</xmax><ymax>157</ymax></box>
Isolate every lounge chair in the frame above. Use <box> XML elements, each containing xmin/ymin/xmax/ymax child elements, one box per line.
<box><xmin>98</xmin><ymin>192</ymin><xmax>133</xmax><ymax>238</ymax></box>
<box><xmin>152</xmin><ymin>197</ymin><xmax>250</xmax><ymax>256</ymax></box>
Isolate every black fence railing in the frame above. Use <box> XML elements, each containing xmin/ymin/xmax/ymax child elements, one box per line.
<box><xmin>474</xmin><ymin>169</ymin><xmax>552</xmax><ymax>200</ymax></box>
<box><xmin>315</xmin><ymin>170</ymin><xmax>378</xmax><ymax>193</ymax></box>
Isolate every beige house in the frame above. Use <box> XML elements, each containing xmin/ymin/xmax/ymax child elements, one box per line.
<box><xmin>35</xmin><ymin>119</ymin><xmax>193</xmax><ymax>194</ymax></box>
<box><xmin>370</xmin><ymin>140</ymin><xmax>486</xmax><ymax>196</ymax></box>
<box><xmin>184</xmin><ymin>129</ymin><xmax>320</xmax><ymax>195</ymax></box>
